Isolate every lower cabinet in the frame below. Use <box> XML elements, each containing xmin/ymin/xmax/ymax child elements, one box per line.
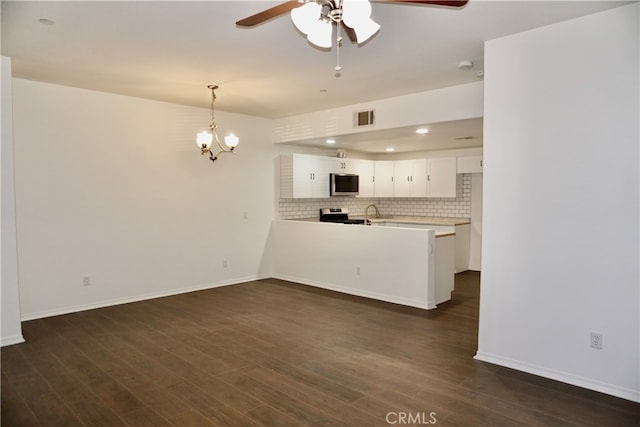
<box><xmin>454</xmin><ymin>224</ymin><xmax>470</xmax><ymax>273</ymax></box>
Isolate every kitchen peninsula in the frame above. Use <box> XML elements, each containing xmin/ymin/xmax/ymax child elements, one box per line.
<box><xmin>271</xmin><ymin>216</ymin><xmax>469</xmax><ymax>309</ymax></box>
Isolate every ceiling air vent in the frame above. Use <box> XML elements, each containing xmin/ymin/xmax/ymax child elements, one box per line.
<box><xmin>353</xmin><ymin>109</ymin><xmax>375</xmax><ymax>128</ymax></box>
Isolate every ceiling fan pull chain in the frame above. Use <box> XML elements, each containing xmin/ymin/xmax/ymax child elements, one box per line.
<box><xmin>335</xmin><ymin>5</ymin><xmax>342</xmax><ymax>75</ymax></box>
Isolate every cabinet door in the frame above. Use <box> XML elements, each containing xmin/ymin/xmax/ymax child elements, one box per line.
<box><xmin>291</xmin><ymin>154</ymin><xmax>330</xmax><ymax>198</ymax></box>
<box><xmin>393</xmin><ymin>160</ymin><xmax>413</xmax><ymax>197</ymax></box>
<box><xmin>352</xmin><ymin>159</ymin><xmax>375</xmax><ymax>198</ymax></box>
<box><xmin>292</xmin><ymin>154</ymin><xmax>313</xmax><ymax>198</ymax></box>
<box><xmin>310</xmin><ymin>156</ymin><xmax>330</xmax><ymax>198</ymax></box>
<box><xmin>427</xmin><ymin>157</ymin><xmax>457</xmax><ymax>198</ymax></box>
<box><xmin>411</xmin><ymin>159</ymin><xmax>428</xmax><ymax>197</ymax></box>
<box><xmin>393</xmin><ymin>159</ymin><xmax>427</xmax><ymax>198</ymax></box>
<box><xmin>374</xmin><ymin>161</ymin><xmax>394</xmax><ymax>197</ymax></box>
<box><xmin>457</xmin><ymin>155</ymin><xmax>483</xmax><ymax>174</ymax></box>
<box><xmin>332</xmin><ymin>158</ymin><xmax>358</xmax><ymax>174</ymax></box>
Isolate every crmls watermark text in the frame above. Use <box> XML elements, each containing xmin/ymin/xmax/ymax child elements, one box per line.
<box><xmin>386</xmin><ymin>411</ymin><xmax>437</xmax><ymax>425</ymax></box>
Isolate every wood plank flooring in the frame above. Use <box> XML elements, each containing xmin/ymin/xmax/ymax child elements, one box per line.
<box><xmin>2</xmin><ymin>272</ymin><xmax>639</xmax><ymax>426</ymax></box>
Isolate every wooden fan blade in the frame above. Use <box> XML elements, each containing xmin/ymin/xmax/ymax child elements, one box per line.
<box><xmin>376</xmin><ymin>0</ymin><xmax>468</xmax><ymax>7</ymax></box>
<box><xmin>236</xmin><ymin>1</ymin><xmax>303</xmax><ymax>27</ymax></box>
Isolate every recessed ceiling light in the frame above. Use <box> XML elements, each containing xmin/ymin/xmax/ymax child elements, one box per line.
<box><xmin>457</xmin><ymin>60</ymin><xmax>474</xmax><ymax>70</ymax></box>
<box><xmin>326</xmin><ymin>139</ymin><xmax>336</xmax><ymax>144</ymax></box>
<box><xmin>416</xmin><ymin>128</ymin><xmax>429</xmax><ymax>135</ymax></box>
<box><xmin>39</xmin><ymin>18</ymin><xmax>55</xmax><ymax>25</ymax></box>
<box><xmin>385</xmin><ymin>147</ymin><xmax>395</xmax><ymax>152</ymax></box>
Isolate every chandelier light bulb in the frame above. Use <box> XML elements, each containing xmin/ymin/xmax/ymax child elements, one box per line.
<box><xmin>196</xmin><ymin>130</ymin><xmax>213</xmax><ymax>150</ymax></box>
<box><xmin>225</xmin><ymin>134</ymin><xmax>239</xmax><ymax>148</ymax></box>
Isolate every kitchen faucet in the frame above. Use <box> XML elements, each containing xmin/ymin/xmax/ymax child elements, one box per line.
<box><xmin>364</xmin><ymin>204</ymin><xmax>381</xmax><ymax>225</ymax></box>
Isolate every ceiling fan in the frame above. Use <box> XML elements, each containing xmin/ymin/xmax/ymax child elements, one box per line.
<box><xmin>236</xmin><ymin>0</ymin><xmax>469</xmax><ymax>48</ymax></box>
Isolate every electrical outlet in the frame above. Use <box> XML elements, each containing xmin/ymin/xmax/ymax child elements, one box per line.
<box><xmin>83</xmin><ymin>276</ymin><xmax>91</xmax><ymax>287</ymax></box>
<box><xmin>590</xmin><ymin>332</ymin><xmax>603</xmax><ymax>349</ymax></box>
<box><xmin>222</xmin><ymin>259</ymin><xmax>228</xmax><ymax>268</ymax></box>
<box><xmin>356</xmin><ymin>266</ymin><xmax>361</xmax><ymax>276</ymax></box>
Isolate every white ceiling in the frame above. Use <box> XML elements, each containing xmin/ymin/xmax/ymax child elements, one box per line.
<box><xmin>1</xmin><ymin>0</ymin><xmax>630</xmax><ymax>152</ymax></box>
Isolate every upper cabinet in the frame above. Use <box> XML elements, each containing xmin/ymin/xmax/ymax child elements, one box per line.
<box><xmin>457</xmin><ymin>155</ymin><xmax>483</xmax><ymax>174</ymax></box>
<box><xmin>394</xmin><ymin>159</ymin><xmax>428</xmax><ymax>198</ymax></box>
<box><xmin>329</xmin><ymin>158</ymin><xmax>358</xmax><ymax>174</ymax></box>
<box><xmin>374</xmin><ymin>161</ymin><xmax>395</xmax><ymax>198</ymax></box>
<box><xmin>427</xmin><ymin>157</ymin><xmax>457</xmax><ymax>198</ymax></box>
<box><xmin>280</xmin><ymin>154</ymin><xmax>460</xmax><ymax>199</ymax></box>
<box><xmin>281</xmin><ymin>154</ymin><xmax>330</xmax><ymax>198</ymax></box>
<box><xmin>352</xmin><ymin>159</ymin><xmax>375</xmax><ymax>198</ymax></box>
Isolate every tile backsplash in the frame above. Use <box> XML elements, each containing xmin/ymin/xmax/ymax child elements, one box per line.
<box><xmin>279</xmin><ymin>174</ymin><xmax>472</xmax><ymax>219</ymax></box>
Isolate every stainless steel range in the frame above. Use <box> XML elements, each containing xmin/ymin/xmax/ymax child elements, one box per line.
<box><xmin>318</xmin><ymin>208</ymin><xmax>365</xmax><ymax>225</ymax></box>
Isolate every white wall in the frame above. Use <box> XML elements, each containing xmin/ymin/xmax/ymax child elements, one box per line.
<box><xmin>478</xmin><ymin>4</ymin><xmax>639</xmax><ymax>402</ymax></box>
<box><xmin>1</xmin><ymin>56</ymin><xmax>25</xmax><ymax>346</ymax></box>
<box><xmin>274</xmin><ymin>82</ymin><xmax>483</xmax><ymax>143</ymax></box>
<box><xmin>11</xmin><ymin>79</ymin><xmax>276</xmax><ymax>319</ymax></box>
<box><xmin>272</xmin><ymin>220</ymin><xmax>436</xmax><ymax>309</ymax></box>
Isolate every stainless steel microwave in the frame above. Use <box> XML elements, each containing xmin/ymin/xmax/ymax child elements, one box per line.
<box><xmin>330</xmin><ymin>173</ymin><xmax>359</xmax><ymax>196</ymax></box>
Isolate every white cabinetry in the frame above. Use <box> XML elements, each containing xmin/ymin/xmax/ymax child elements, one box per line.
<box><xmin>393</xmin><ymin>159</ymin><xmax>428</xmax><ymax>198</ymax></box>
<box><xmin>280</xmin><ymin>154</ymin><xmax>330</xmax><ymax>198</ymax></box>
<box><xmin>427</xmin><ymin>158</ymin><xmax>457</xmax><ymax>198</ymax></box>
<box><xmin>280</xmin><ymin>154</ymin><xmax>457</xmax><ymax>199</ymax></box>
<box><xmin>457</xmin><ymin>155</ymin><xmax>483</xmax><ymax>173</ymax></box>
<box><xmin>454</xmin><ymin>224</ymin><xmax>470</xmax><ymax>273</ymax></box>
<box><xmin>330</xmin><ymin>158</ymin><xmax>358</xmax><ymax>174</ymax></box>
<box><xmin>374</xmin><ymin>161</ymin><xmax>395</xmax><ymax>198</ymax></box>
<box><xmin>328</xmin><ymin>158</ymin><xmax>375</xmax><ymax>198</ymax></box>
<box><xmin>352</xmin><ymin>159</ymin><xmax>375</xmax><ymax>198</ymax></box>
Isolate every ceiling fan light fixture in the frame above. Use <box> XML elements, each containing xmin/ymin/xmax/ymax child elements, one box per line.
<box><xmin>342</xmin><ymin>0</ymin><xmax>380</xmax><ymax>43</ymax></box>
<box><xmin>291</xmin><ymin>2</ymin><xmax>322</xmax><ymax>35</ymax></box>
<box><xmin>292</xmin><ymin>2</ymin><xmax>334</xmax><ymax>48</ymax></box>
<box><xmin>307</xmin><ymin>19</ymin><xmax>333</xmax><ymax>48</ymax></box>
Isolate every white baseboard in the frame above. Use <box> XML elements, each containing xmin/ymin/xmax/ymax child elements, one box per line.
<box><xmin>474</xmin><ymin>351</ymin><xmax>640</xmax><ymax>403</ymax></box>
<box><xmin>271</xmin><ymin>273</ymin><xmax>435</xmax><ymax>310</ymax></box>
<box><xmin>20</xmin><ymin>273</ymin><xmax>272</xmax><ymax>321</ymax></box>
<box><xmin>1</xmin><ymin>334</ymin><xmax>25</xmax><ymax>347</ymax></box>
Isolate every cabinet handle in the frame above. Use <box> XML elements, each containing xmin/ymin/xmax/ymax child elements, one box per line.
<box><xmin>427</xmin><ymin>175</ymin><xmax>431</xmax><ymax>182</ymax></box>
<box><xmin>480</xmin><ymin>160</ymin><xmax>483</xmax><ymax>167</ymax></box>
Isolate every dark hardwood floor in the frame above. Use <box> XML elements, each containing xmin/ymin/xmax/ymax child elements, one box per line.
<box><xmin>2</xmin><ymin>271</ymin><xmax>638</xmax><ymax>426</ymax></box>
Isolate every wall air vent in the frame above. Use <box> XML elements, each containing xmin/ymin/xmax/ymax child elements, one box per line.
<box><xmin>353</xmin><ymin>109</ymin><xmax>375</xmax><ymax>128</ymax></box>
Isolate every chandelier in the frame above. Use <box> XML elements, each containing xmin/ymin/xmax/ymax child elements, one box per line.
<box><xmin>195</xmin><ymin>85</ymin><xmax>239</xmax><ymax>163</ymax></box>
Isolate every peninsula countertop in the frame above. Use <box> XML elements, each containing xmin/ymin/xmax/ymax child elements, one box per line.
<box><xmin>289</xmin><ymin>215</ymin><xmax>470</xmax><ymax>226</ymax></box>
